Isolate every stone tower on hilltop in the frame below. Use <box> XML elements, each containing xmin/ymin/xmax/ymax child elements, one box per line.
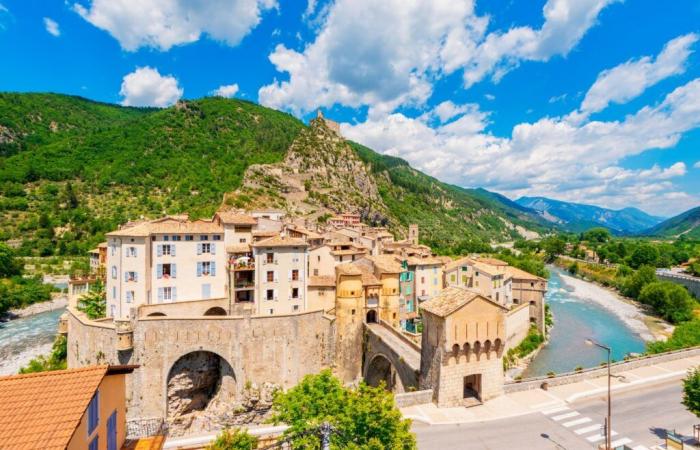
<box><xmin>316</xmin><ymin>110</ymin><xmax>341</xmax><ymax>135</ymax></box>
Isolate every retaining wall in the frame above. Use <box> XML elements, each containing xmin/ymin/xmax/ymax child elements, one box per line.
<box><xmin>656</xmin><ymin>270</ymin><xmax>700</xmax><ymax>298</ymax></box>
<box><xmin>505</xmin><ymin>346</ymin><xmax>700</xmax><ymax>393</ymax></box>
<box><xmin>394</xmin><ymin>389</ymin><xmax>433</xmax><ymax>408</ymax></box>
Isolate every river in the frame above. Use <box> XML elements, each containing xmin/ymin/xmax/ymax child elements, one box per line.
<box><xmin>0</xmin><ymin>307</ymin><xmax>65</xmax><ymax>375</ymax></box>
<box><xmin>524</xmin><ymin>266</ymin><xmax>646</xmax><ymax>377</ymax></box>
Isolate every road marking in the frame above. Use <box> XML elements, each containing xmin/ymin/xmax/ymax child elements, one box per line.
<box><xmin>586</xmin><ymin>431</ymin><xmax>618</xmax><ymax>443</ymax></box>
<box><xmin>542</xmin><ymin>406</ymin><xmax>569</xmax><ymax>415</ymax></box>
<box><xmin>574</xmin><ymin>424</ymin><xmax>602</xmax><ymax>435</ymax></box>
<box><xmin>611</xmin><ymin>438</ymin><xmax>633</xmax><ymax>447</ymax></box>
<box><xmin>632</xmin><ymin>446</ymin><xmax>650</xmax><ymax>450</ymax></box>
<box><xmin>551</xmin><ymin>411</ymin><xmax>579</xmax><ymax>421</ymax></box>
<box><xmin>562</xmin><ymin>417</ymin><xmax>591</xmax><ymax>428</ymax></box>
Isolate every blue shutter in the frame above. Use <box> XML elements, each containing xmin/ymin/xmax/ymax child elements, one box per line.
<box><xmin>197</xmin><ymin>243</ymin><xmax>202</xmax><ymax>255</ymax></box>
<box><xmin>172</xmin><ymin>287</ymin><xmax>178</xmax><ymax>301</ymax></box>
<box><xmin>156</xmin><ymin>264</ymin><xmax>163</xmax><ymax>279</ymax></box>
<box><xmin>197</xmin><ymin>262</ymin><xmax>202</xmax><ymax>277</ymax></box>
<box><xmin>134</xmin><ymin>272</ymin><xmax>138</xmax><ymax>282</ymax></box>
<box><xmin>171</xmin><ymin>244</ymin><xmax>176</xmax><ymax>257</ymax></box>
<box><xmin>211</xmin><ymin>261</ymin><xmax>216</xmax><ymax>276</ymax></box>
<box><xmin>171</xmin><ymin>264</ymin><xmax>177</xmax><ymax>278</ymax></box>
<box><xmin>158</xmin><ymin>288</ymin><xmax>164</xmax><ymax>302</ymax></box>
<box><xmin>211</xmin><ymin>243</ymin><xmax>216</xmax><ymax>255</ymax></box>
<box><xmin>107</xmin><ymin>411</ymin><xmax>117</xmax><ymax>450</ymax></box>
<box><xmin>157</xmin><ymin>245</ymin><xmax>162</xmax><ymax>257</ymax></box>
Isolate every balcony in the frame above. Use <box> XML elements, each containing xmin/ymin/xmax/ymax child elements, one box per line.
<box><xmin>230</xmin><ymin>261</ymin><xmax>255</xmax><ymax>271</ymax></box>
<box><xmin>234</xmin><ymin>281</ymin><xmax>255</xmax><ymax>290</ymax></box>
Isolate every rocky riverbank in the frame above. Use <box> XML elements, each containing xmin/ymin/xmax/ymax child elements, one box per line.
<box><xmin>0</xmin><ymin>294</ymin><xmax>67</xmax><ymax>322</ymax></box>
<box><xmin>557</xmin><ymin>271</ymin><xmax>665</xmax><ymax>342</ymax></box>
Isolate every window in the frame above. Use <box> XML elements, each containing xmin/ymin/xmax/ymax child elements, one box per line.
<box><xmin>292</xmin><ymin>287</ymin><xmax>299</xmax><ymax>299</ymax></box>
<box><xmin>200</xmin><ymin>235</ymin><xmax>209</xmax><ymax>241</ymax></box>
<box><xmin>266</xmin><ymin>289</ymin><xmax>274</xmax><ymax>300</ymax></box>
<box><xmin>126</xmin><ymin>291</ymin><xmax>134</xmax><ymax>303</ymax></box>
<box><xmin>158</xmin><ymin>263</ymin><xmax>175</xmax><ymax>279</ymax></box>
<box><xmin>201</xmin><ymin>261</ymin><xmax>212</xmax><ymax>276</ymax></box>
<box><xmin>163</xmin><ymin>235</ymin><xmax>169</xmax><ymax>241</ymax></box>
<box><xmin>317</xmin><ymin>255</ymin><xmax>321</xmax><ymax>262</ymax></box>
<box><xmin>185</xmin><ymin>235</ymin><xmax>194</xmax><ymax>241</ymax></box>
<box><xmin>89</xmin><ymin>437</ymin><xmax>98</xmax><ymax>450</ymax></box>
<box><xmin>126</xmin><ymin>246</ymin><xmax>137</xmax><ymax>257</ymax></box>
<box><xmin>269</xmin><ymin>309</ymin><xmax>274</xmax><ymax>315</ymax></box>
<box><xmin>239</xmin><ymin>238</ymin><xmax>247</xmax><ymax>243</ymax></box>
<box><xmin>88</xmin><ymin>391</ymin><xmax>99</xmax><ymax>435</ymax></box>
<box><xmin>266</xmin><ymin>253</ymin><xmax>274</xmax><ymax>263</ymax></box>
<box><xmin>161</xmin><ymin>244</ymin><xmax>172</xmax><ymax>256</ymax></box>
<box><xmin>202</xmin><ymin>284</ymin><xmax>211</xmax><ymax>299</ymax></box>
<box><xmin>433</xmin><ymin>278</ymin><xmax>438</xmax><ymax>286</ymax></box>
<box><xmin>111</xmin><ymin>266</ymin><xmax>117</xmax><ymax>279</ymax></box>
<box><xmin>157</xmin><ymin>287</ymin><xmax>176</xmax><ymax>302</ymax></box>
<box><xmin>163</xmin><ymin>287</ymin><xmax>173</xmax><ymax>301</ymax></box>
<box><xmin>313</xmin><ymin>269</ymin><xmax>319</xmax><ymax>276</ymax></box>
<box><xmin>125</xmin><ymin>271</ymin><xmax>137</xmax><ymax>282</ymax></box>
<box><xmin>213</xmin><ymin>235</ymin><xmax>222</xmax><ymax>241</ymax></box>
<box><xmin>111</xmin><ymin>245</ymin><xmax>116</xmax><ymax>256</ymax></box>
<box><xmin>351</xmin><ymin>309</ymin><xmax>356</xmax><ymax>315</ymax></box>
<box><xmin>462</xmin><ymin>275</ymin><xmax>468</xmax><ymax>284</ymax></box>
<box><xmin>292</xmin><ymin>269</ymin><xmax>299</xmax><ymax>281</ymax></box>
<box><xmin>201</xmin><ymin>243</ymin><xmax>211</xmax><ymax>254</ymax></box>
<box><xmin>267</xmin><ymin>271</ymin><xmax>274</xmax><ymax>282</ymax></box>
<box><xmin>293</xmin><ymin>305</ymin><xmax>299</xmax><ymax>311</ymax></box>
<box><xmin>531</xmin><ymin>282</ymin><xmax>535</xmax><ymax>288</ymax></box>
<box><xmin>421</xmin><ymin>276</ymin><xmax>425</xmax><ymax>284</ymax></box>
<box><xmin>172</xmin><ymin>235</ymin><xmax>181</xmax><ymax>241</ymax></box>
<box><xmin>450</xmin><ymin>274</ymin><xmax>456</xmax><ymax>282</ymax></box>
<box><xmin>112</xmin><ymin>287</ymin><xmax>116</xmax><ymax>300</ymax></box>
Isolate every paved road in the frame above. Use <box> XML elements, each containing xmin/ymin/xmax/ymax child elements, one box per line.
<box><xmin>412</xmin><ymin>379</ymin><xmax>696</xmax><ymax>449</ymax></box>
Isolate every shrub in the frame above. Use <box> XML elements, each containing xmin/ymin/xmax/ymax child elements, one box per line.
<box><xmin>207</xmin><ymin>428</ymin><xmax>258</xmax><ymax>450</ymax></box>
<box><xmin>638</xmin><ymin>281</ymin><xmax>694</xmax><ymax>324</ymax></box>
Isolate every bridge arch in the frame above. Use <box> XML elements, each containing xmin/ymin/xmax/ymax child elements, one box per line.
<box><xmin>363</xmin><ymin>323</ymin><xmax>420</xmax><ymax>393</ymax></box>
<box><xmin>364</xmin><ymin>354</ymin><xmax>406</xmax><ymax>392</ymax></box>
<box><xmin>204</xmin><ymin>307</ymin><xmax>227</xmax><ymax>316</ymax></box>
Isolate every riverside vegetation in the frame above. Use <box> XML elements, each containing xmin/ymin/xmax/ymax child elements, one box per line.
<box><xmin>0</xmin><ymin>243</ymin><xmax>54</xmax><ymax>315</ymax></box>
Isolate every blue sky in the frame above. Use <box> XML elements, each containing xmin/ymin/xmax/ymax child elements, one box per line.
<box><xmin>1</xmin><ymin>0</ymin><xmax>699</xmax><ymax>217</ymax></box>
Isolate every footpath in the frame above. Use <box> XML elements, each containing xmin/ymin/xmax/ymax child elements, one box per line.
<box><xmin>401</xmin><ymin>353</ymin><xmax>700</xmax><ymax>425</ymax></box>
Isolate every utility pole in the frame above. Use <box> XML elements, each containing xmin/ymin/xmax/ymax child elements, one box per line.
<box><xmin>586</xmin><ymin>338</ymin><xmax>612</xmax><ymax>450</ymax></box>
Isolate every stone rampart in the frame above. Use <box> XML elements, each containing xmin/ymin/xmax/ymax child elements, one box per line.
<box><xmin>657</xmin><ymin>270</ymin><xmax>700</xmax><ymax>298</ymax></box>
<box><xmin>394</xmin><ymin>389</ymin><xmax>433</xmax><ymax>408</ymax></box>
<box><xmin>504</xmin><ymin>346</ymin><xmax>700</xmax><ymax>393</ymax></box>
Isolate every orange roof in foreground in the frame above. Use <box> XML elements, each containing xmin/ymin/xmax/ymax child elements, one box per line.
<box><xmin>0</xmin><ymin>365</ymin><xmax>112</xmax><ymax>450</ymax></box>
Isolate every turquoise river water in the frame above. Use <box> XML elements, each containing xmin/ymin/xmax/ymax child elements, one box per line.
<box><xmin>524</xmin><ymin>266</ymin><xmax>646</xmax><ymax>377</ymax></box>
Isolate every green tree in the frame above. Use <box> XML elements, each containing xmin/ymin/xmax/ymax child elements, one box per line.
<box><xmin>542</xmin><ymin>237</ymin><xmax>566</xmax><ymax>262</ymax></box>
<box><xmin>77</xmin><ymin>282</ymin><xmax>106</xmax><ymax>319</ymax></box>
<box><xmin>629</xmin><ymin>244</ymin><xmax>659</xmax><ymax>269</ymax></box>
<box><xmin>621</xmin><ymin>265</ymin><xmax>656</xmax><ymax>299</ymax></box>
<box><xmin>270</xmin><ymin>370</ymin><xmax>416</xmax><ymax>449</ymax></box>
<box><xmin>20</xmin><ymin>335</ymin><xmax>67</xmax><ymax>373</ymax></box>
<box><xmin>582</xmin><ymin>227</ymin><xmax>611</xmax><ymax>243</ymax></box>
<box><xmin>682</xmin><ymin>368</ymin><xmax>700</xmax><ymax>418</ymax></box>
<box><xmin>0</xmin><ymin>243</ymin><xmax>22</xmax><ymax>277</ymax></box>
<box><xmin>207</xmin><ymin>428</ymin><xmax>258</xmax><ymax>450</ymax></box>
<box><xmin>638</xmin><ymin>281</ymin><xmax>694</xmax><ymax>324</ymax></box>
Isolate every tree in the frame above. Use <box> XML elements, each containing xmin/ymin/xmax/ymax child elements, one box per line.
<box><xmin>621</xmin><ymin>265</ymin><xmax>656</xmax><ymax>299</ymax></box>
<box><xmin>629</xmin><ymin>244</ymin><xmax>659</xmax><ymax>269</ymax></box>
<box><xmin>64</xmin><ymin>182</ymin><xmax>79</xmax><ymax>209</ymax></box>
<box><xmin>20</xmin><ymin>335</ymin><xmax>67</xmax><ymax>373</ymax></box>
<box><xmin>683</xmin><ymin>368</ymin><xmax>700</xmax><ymax>418</ymax></box>
<box><xmin>207</xmin><ymin>428</ymin><xmax>258</xmax><ymax>450</ymax></box>
<box><xmin>582</xmin><ymin>227</ymin><xmax>611</xmax><ymax>243</ymax></box>
<box><xmin>542</xmin><ymin>237</ymin><xmax>566</xmax><ymax>262</ymax></box>
<box><xmin>270</xmin><ymin>370</ymin><xmax>416</xmax><ymax>449</ymax></box>
<box><xmin>0</xmin><ymin>243</ymin><xmax>22</xmax><ymax>277</ymax></box>
<box><xmin>78</xmin><ymin>282</ymin><xmax>106</xmax><ymax>319</ymax></box>
<box><xmin>638</xmin><ymin>281</ymin><xmax>694</xmax><ymax>324</ymax></box>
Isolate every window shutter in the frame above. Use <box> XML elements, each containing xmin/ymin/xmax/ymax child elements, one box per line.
<box><xmin>211</xmin><ymin>243</ymin><xmax>216</xmax><ymax>255</ymax></box>
<box><xmin>197</xmin><ymin>262</ymin><xmax>202</xmax><ymax>277</ymax></box>
<box><xmin>172</xmin><ymin>287</ymin><xmax>178</xmax><ymax>301</ymax></box>
<box><xmin>134</xmin><ymin>272</ymin><xmax>138</xmax><ymax>282</ymax></box>
<box><xmin>157</xmin><ymin>245</ymin><xmax>162</xmax><ymax>257</ymax></box>
<box><xmin>211</xmin><ymin>261</ymin><xmax>216</xmax><ymax>276</ymax></box>
<box><xmin>158</xmin><ymin>288</ymin><xmax>163</xmax><ymax>302</ymax></box>
<box><xmin>171</xmin><ymin>245</ymin><xmax>176</xmax><ymax>257</ymax></box>
<box><xmin>156</xmin><ymin>264</ymin><xmax>163</xmax><ymax>279</ymax></box>
<box><xmin>197</xmin><ymin>243</ymin><xmax>202</xmax><ymax>255</ymax></box>
<box><xmin>288</xmin><ymin>270</ymin><xmax>292</xmax><ymax>281</ymax></box>
<box><xmin>274</xmin><ymin>289</ymin><xmax>278</xmax><ymax>300</ymax></box>
<box><xmin>274</xmin><ymin>271</ymin><xmax>278</xmax><ymax>282</ymax></box>
<box><xmin>171</xmin><ymin>264</ymin><xmax>177</xmax><ymax>278</ymax></box>
<box><xmin>133</xmin><ymin>247</ymin><xmax>137</xmax><ymax>257</ymax></box>
<box><xmin>124</xmin><ymin>272</ymin><xmax>128</xmax><ymax>282</ymax></box>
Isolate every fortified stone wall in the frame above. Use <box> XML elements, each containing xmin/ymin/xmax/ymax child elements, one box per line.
<box><xmin>437</xmin><ymin>349</ymin><xmax>504</xmax><ymax>407</ymax></box>
<box><xmin>67</xmin><ymin>308</ymin><xmax>336</xmax><ymax>421</ymax></box>
<box><xmin>505</xmin><ymin>303</ymin><xmax>530</xmax><ymax>350</ymax></box>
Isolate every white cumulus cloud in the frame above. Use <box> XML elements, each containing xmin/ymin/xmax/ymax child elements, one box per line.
<box><xmin>575</xmin><ymin>33</ymin><xmax>698</xmax><ymax>119</ymax></box>
<box><xmin>43</xmin><ymin>17</ymin><xmax>60</xmax><ymax>37</ymax></box>
<box><xmin>119</xmin><ymin>67</ymin><xmax>183</xmax><ymax>107</ymax></box>
<box><xmin>73</xmin><ymin>0</ymin><xmax>277</xmax><ymax>51</ymax></box>
<box><xmin>259</xmin><ymin>0</ymin><xmax>617</xmax><ymax>117</ymax></box>
<box><xmin>212</xmin><ymin>84</ymin><xmax>239</xmax><ymax>98</ymax></box>
<box><xmin>694</xmin><ymin>161</ymin><xmax>700</xmax><ymax>169</ymax></box>
<box><xmin>343</xmin><ymin>77</ymin><xmax>700</xmax><ymax>215</ymax></box>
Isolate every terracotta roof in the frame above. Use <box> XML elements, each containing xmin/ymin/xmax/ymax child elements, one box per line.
<box><xmin>444</xmin><ymin>256</ymin><xmax>476</xmax><ymax>271</ymax></box>
<box><xmin>308</xmin><ymin>275</ymin><xmax>336</xmax><ymax>287</ymax></box>
<box><xmin>505</xmin><ymin>266</ymin><xmax>546</xmax><ymax>282</ymax></box>
<box><xmin>226</xmin><ymin>243</ymin><xmax>251</xmax><ymax>253</ymax></box>
<box><xmin>473</xmin><ymin>261</ymin><xmax>504</xmax><ymax>276</ymax></box>
<box><xmin>0</xmin><ymin>365</ymin><xmax>128</xmax><ymax>450</ymax></box>
<box><xmin>97</xmin><ymin>242</ymin><xmax>108</xmax><ymax>248</ymax></box>
<box><xmin>287</xmin><ymin>226</ymin><xmax>323</xmax><ymax>239</ymax></box>
<box><xmin>252</xmin><ymin>230</ymin><xmax>278</xmax><ymax>237</ymax></box>
<box><xmin>336</xmin><ymin>263</ymin><xmax>362</xmax><ymax>276</ymax></box>
<box><xmin>405</xmin><ymin>256</ymin><xmax>444</xmax><ymax>266</ymax></box>
<box><xmin>477</xmin><ymin>257</ymin><xmax>509</xmax><ymax>266</ymax></box>
<box><xmin>357</xmin><ymin>265</ymin><xmax>381</xmax><ymax>286</ymax></box>
<box><xmin>252</xmin><ymin>236</ymin><xmax>308</xmax><ymax>248</ymax></box>
<box><xmin>106</xmin><ymin>216</ymin><xmax>222</xmax><ymax>237</ymax></box>
<box><xmin>216</xmin><ymin>211</ymin><xmax>258</xmax><ymax>225</ymax></box>
<box><xmin>331</xmin><ymin>249</ymin><xmax>367</xmax><ymax>256</ymax></box>
<box><xmin>366</xmin><ymin>255</ymin><xmax>403</xmax><ymax>273</ymax></box>
<box><xmin>420</xmin><ymin>286</ymin><xmax>507</xmax><ymax>317</ymax></box>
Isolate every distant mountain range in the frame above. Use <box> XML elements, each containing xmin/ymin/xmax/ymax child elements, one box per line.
<box><xmin>645</xmin><ymin>206</ymin><xmax>700</xmax><ymax>239</ymax></box>
<box><xmin>515</xmin><ymin>196</ymin><xmax>665</xmax><ymax>235</ymax></box>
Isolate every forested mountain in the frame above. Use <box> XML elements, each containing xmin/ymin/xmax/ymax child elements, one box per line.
<box><xmin>0</xmin><ymin>93</ymin><xmax>550</xmax><ymax>256</ymax></box>
<box><xmin>645</xmin><ymin>206</ymin><xmax>700</xmax><ymax>239</ymax></box>
<box><xmin>516</xmin><ymin>196</ymin><xmax>664</xmax><ymax>234</ymax></box>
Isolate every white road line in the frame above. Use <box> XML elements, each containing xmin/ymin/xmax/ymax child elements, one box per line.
<box><xmin>611</xmin><ymin>438</ymin><xmax>633</xmax><ymax>447</ymax></box>
<box><xmin>586</xmin><ymin>431</ymin><xmax>618</xmax><ymax>443</ymax></box>
<box><xmin>542</xmin><ymin>406</ymin><xmax>570</xmax><ymax>415</ymax></box>
<box><xmin>574</xmin><ymin>424</ymin><xmax>602</xmax><ymax>435</ymax></box>
<box><xmin>562</xmin><ymin>417</ymin><xmax>591</xmax><ymax>428</ymax></box>
<box><xmin>552</xmin><ymin>411</ymin><xmax>580</xmax><ymax>421</ymax></box>
<box><xmin>632</xmin><ymin>446</ymin><xmax>650</xmax><ymax>450</ymax></box>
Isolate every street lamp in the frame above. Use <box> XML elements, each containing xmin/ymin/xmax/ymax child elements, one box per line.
<box><xmin>586</xmin><ymin>338</ymin><xmax>612</xmax><ymax>450</ymax></box>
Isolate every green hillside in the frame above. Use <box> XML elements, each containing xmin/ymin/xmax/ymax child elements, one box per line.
<box><xmin>0</xmin><ymin>92</ymin><xmax>548</xmax><ymax>257</ymax></box>
<box><xmin>646</xmin><ymin>206</ymin><xmax>700</xmax><ymax>239</ymax></box>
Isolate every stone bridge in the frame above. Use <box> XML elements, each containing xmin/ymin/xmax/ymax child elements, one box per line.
<box><xmin>363</xmin><ymin>321</ymin><xmax>421</xmax><ymax>392</ymax></box>
<box><xmin>656</xmin><ymin>269</ymin><xmax>700</xmax><ymax>298</ymax></box>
